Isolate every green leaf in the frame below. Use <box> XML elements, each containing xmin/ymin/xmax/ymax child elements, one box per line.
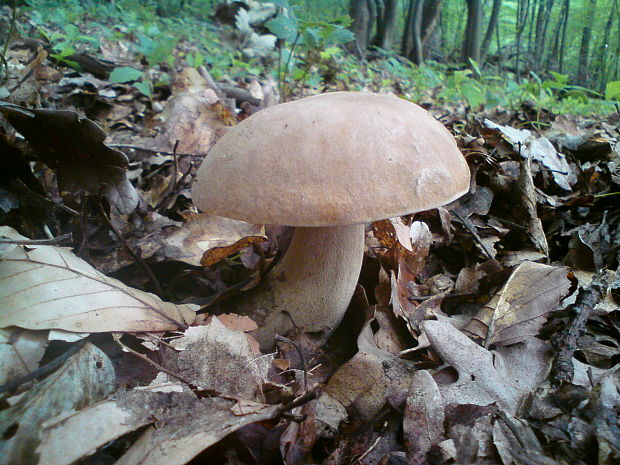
<box><xmin>266</xmin><ymin>15</ymin><xmax>298</xmax><ymax>43</ymax></box>
<box><xmin>460</xmin><ymin>81</ymin><xmax>485</xmax><ymax>108</ymax></box>
<box><xmin>605</xmin><ymin>81</ymin><xmax>620</xmax><ymax>100</ymax></box>
<box><xmin>134</xmin><ymin>80</ymin><xmax>153</xmax><ymax>98</ymax></box>
<box><xmin>326</xmin><ymin>27</ymin><xmax>355</xmax><ymax>45</ymax></box>
<box><xmin>109</xmin><ymin>67</ymin><xmax>143</xmax><ymax>83</ymax></box>
<box><xmin>301</xmin><ymin>27</ymin><xmax>320</xmax><ymax>47</ymax></box>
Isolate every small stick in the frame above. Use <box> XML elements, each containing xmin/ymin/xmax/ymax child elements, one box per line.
<box><xmin>550</xmin><ymin>271</ymin><xmax>607</xmax><ymax>386</ymax></box>
<box><xmin>0</xmin><ymin>340</ymin><xmax>87</xmax><ymax>394</ymax></box>
<box><xmin>0</xmin><ymin>233</ymin><xmax>72</xmax><ymax>245</ymax></box>
<box><xmin>275</xmin><ymin>335</ymin><xmax>308</xmax><ymax>393</ymax></box>
<box><xmin>451</xmin><ymin>210</ymin><xmax>496</xmax><ymax>260</ymax></box>
<box><xmin>113</xmin><ymin>335</ymin><xmax>196</xmax><ymax>388</ymax></box>
<box><xmin>97</xmin><ymin>201</ymin><xmax>169</xmax><ymax>300</ymax></box>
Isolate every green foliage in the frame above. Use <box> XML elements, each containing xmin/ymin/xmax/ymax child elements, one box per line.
<box><xmin>109</xmin><ymin>67</ymin><xmax>143</xmax><ymax>83</ymax></box>
<box><xmin>19</xmin><ymin>0</ymin><xmax>618</xmax><ymax>116</ymax></box>
<box><xmin>606</xmin><ymin>81</ymin><xmax>620</xmax><ymax>100</ymax></box>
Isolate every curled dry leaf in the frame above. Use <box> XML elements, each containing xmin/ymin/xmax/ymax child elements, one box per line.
<box><xmin>0</xmin><ymin>101</ymin><xmax>139</xmax><ymax>214</ymax></box>
<box><xmin>0</xmin><ymin>226</ymin><xmax>195</xmax><ymax>332</ymax></box>
<box><xmin>422</xmin><ymin>320</ymin><xmax>551</xmax><ymax>414</ymax></box>
<box><xmin>0</xmin><ymin>342</ymin><xmax>115</xmax><ymax>465</ymax></box>
<box><xmin>464</xmin><ymin>261</ymin><xmax>573</xmax><ymax>346</ymax></box>
<box><xmin>404</xmin><ymin>370</ymin><xmax>445</xmax><ymax>465</ymax></box>
<box><xmin>164</xmin><ymin>213</ymin><xmax>266</xmax><ymax>267</ymax></box>
<box><xmin>163</xmin><ymin>317</ymin><xmax>270</xmax><ymax>401</ymax></box>
<box><xmin>0</xmin><ymin>328</ymin><xmax>48</xmax><ymax>386</ymax></box>
<box><xmin>323</xmin><ymin>321</ymin><xmax>414</xmax><ymax>422</ymax></box>
<box><xmin>36</xmin><ymin>388</ymin><xmax>279</xmax><ymax>465</ymax></box>
<box><xmin>150</xmin><ymin>68</ymin><xmax>231</xmax><ymax>154</ymax></box>
<box><xmin>484</xmin><ymin>119</ymin><xmax>575</xmax><ymax>191</ymax></box>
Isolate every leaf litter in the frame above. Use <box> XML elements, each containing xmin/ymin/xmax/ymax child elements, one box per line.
<box><xmin>0</xmin><ymin>6</ymin><xmax>619</xmax><ymax>465</ymax></box>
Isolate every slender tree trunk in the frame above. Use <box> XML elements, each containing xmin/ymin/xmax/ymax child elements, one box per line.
<box><xmin>349</xmin><ymin>0</ymin><xmax>376</xmax><ymax>55</ymax></box>
<box><xmin>420</xmin><ymin>0</ymin><xmax>442</xmax><ymax>46</ymax></box>
<box><xmin>614</xmin><ymin>0</ymin><xmax>620</xmax><ymax>79</ymax></box>
<box><xmin>402</xmin><ymin>0</ymin><xmax>416</xmax><ymax>58</ymax></box>
<box><xmin>558</xmin><ymin>0</ymin><xmax>570</xmax><ymax>73</ymax></box>
<box><xmin>515</xmin><ymin>0</ymin><xmax>530</xmax><ymax>82</ymax></box>
<box><xmin>411</xmin><ymin>0</ymin><xmax>425</xmax><ymax>64</ymax></box>
<box><xmin>373</xmin><ymin>0</ymin><xmax>398</xmax><ymax>49</ymax></box>
<box><xmin>576</xmin><ymin>0</ymin><xmax>598</xmax><ymax>85</ymax></box>
<box><xmin>532</xmin><ymin>0</ymin><xmax>553</xmax><ymax>72</ymax></box>
<box><xmin>480</xmin><ymin>0</ymin><xmax>502</xmax><ymax>60</ymax></box>
<box><xmin>462</xmin><ymin>0</ymin><xmax>483</xmax><ymax>65</ymax></box>
<box><xmin>594</xmin><ymin>0</ymin><xmax>617</xmax><ymax>89</ymax></box>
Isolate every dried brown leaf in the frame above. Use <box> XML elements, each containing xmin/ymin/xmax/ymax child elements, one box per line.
<box><xmin>464</xmin><ymin>261</ymin><xmax>572</xmax><ymax>346</ymax></box>
<box><xmin>0</xmin><ymin>226</ymin><xmax>195</xmax><ymax>332</ymax></box>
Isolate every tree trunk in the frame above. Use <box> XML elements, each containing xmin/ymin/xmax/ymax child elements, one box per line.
<box><xmin>420</xmin><ymin>0</ymin><xmax>442</xmax><ymax>46</ymax></box>
<box><xmin>349</xmin><ymin>0</ymin><xmax>376</xmax><ymax>55</ymax></box>
<box><xmin>532</xmin><ymin>0</ymin><xmax>553</xmax><ymax>73</ymax></box>
<box><xmin>515</xmin><ymin>0</ymin><xmax>530</xmax><ymax>82</ymax></box>
<box><xmin>593</xmin><ymin>0</ymin><xmax>617</xmax><ymax>90</ymax></box>
<box><xmin>462</xmin><ymin>0</ymin><xmax>483</xmax><ymax>66</ymax></box>
<box><xmin>576</xmin><ymin>0</ymin><xmax>598</xmax><ymax>85</ymax></box>
<box><xmin>401</xmin><ymin>0</ymin><xmax>416</xmax><ymax>59</ymax></box>
<box><xmin>480</xmin><ymin>0</ymin><xmax>502</xmax><ymax>60</ymax></box>
<box><xmin>373</xmin><ymin>0</ymin><xmax>398</xmax><ymax>50</ymax></box>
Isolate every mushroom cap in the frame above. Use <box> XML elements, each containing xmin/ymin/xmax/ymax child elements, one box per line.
<box><xmin>192</xmin><ymin>92</ymin><xmax>470</xmax><ymax>226</ymax></box>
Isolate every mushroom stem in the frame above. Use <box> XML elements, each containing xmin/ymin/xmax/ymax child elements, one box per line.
<box><xmin>235</xmin><ymin>224</ymin><xmax>365</xmax><ymax>348</ymax></box>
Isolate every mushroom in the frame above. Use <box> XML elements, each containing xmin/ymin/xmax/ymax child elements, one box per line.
<box><xmin>192</xmin><ymin>92</ymin><xmax>470</xmax><ymax>348</ymax></box>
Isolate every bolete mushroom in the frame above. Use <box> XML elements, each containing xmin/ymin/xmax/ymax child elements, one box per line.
<box><xmin>192</xmin><ymin>92</ymin><xmax>469</xmax><ymax>348</ymax></box>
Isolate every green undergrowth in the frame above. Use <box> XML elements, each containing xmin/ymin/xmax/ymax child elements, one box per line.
<box><xmin>15</xmin><ymin>0</ymin><xmax>620</xmax><ymax>117</ymax></box>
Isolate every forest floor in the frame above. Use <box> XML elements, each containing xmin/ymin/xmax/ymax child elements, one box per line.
<box><xmin>0</xmin><ymin>4</ymin><xmax>619</xmax><ymax>465</ymax></box>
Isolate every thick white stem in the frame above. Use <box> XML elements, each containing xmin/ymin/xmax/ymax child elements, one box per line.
<box><xmin>235</xmin><ymin>224</ymin><xmax>365</xmax><ymax>348</ymax></box>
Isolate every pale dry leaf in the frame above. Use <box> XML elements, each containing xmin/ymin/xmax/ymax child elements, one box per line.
<box><xmin>325</xmin><ymin>322</ymin><xmax>414</xmax><ymax>421</ymax></box>
<box><xmin>0</xmin><ymin>328</ymin><xmax>48</xmax><ymax>386</ymax></box>
<box><xmin>484</xmin><ymin>119</ymin><xmax>575</xmax><ymax>190</ymax></box>
<box><xmin>164</xmin><ymin>317</ymin><xmax>269</xmax><ymax>400</ymax></box>
<box><xmin>464</xmin><ymin>261</ymin><xmax>572</xmax><ymax>346</ymax></box>
<box><xmin>36</xmin><ymin>387</ymin><xmax>278</xmax><ymax>465</ymax></box>
<box><xmin>0</xmin><ymin>226</ymin><xmax>195</xmax><ymax>332</ymax></box>
<box><xmin>422</xmin><ymin>320</ymin><xmax>550</xmax><ymax>413</ymax></box>
<box><xmin>163</xmin><ymin>213</ymin><xmax>265</xmax><ymax>267</ymax></box>
<box><xmin>404</xmin><ymin>370</ymin><xmax>445</xmax><ymax>465</ymax></box>
<box><xmin>151</xmin><ymin>69</ymin><xmax>229</xmax><ymax>154</ymax></box>
<box><xmin>114</xmin><ymin>397</ymin><xmax>279</xmax><ymax>465</ymax></box>
<box><xmin>0</xmin><ymin>342</ymin><xmax>115</xmax><ymax>465</ymax></box>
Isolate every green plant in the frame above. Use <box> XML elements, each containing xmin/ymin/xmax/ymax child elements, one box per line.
<box><xmin>266</xmin><ymin>0</ymin><xmax>354</xmax><ymax>99</ymax></box>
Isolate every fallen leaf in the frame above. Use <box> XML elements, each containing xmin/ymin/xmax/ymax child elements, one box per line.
<box><xmin>36</xmin><ymin>389</ymin><xmax>279</xmax><ymax>465</ymax></box>
<box><xmin>0</xmin><ymin>226</ymin><xmax>195</xmax><ymax>332</ymax></box>
<box><xmin>0</xmin><ymin>102</ymin><xmax>139</xmax><ymax>214</ymax></box>
<box><xmin>0</xmin><ymin>328</ymin><xmax>48</xmax><ymax>386</ymax></box>
<box><xmin>0</xmin><ymin>342</ymin><xmax>115</xmax><ymax>465</ymax></box>
<box><xmin>404</xmin><ymin>370</ymin><xmax>445</xmax><ymax>465</ymax></box>
<box><xmin>422</xmin><ymin>319</ymin><xmax>551</xmax><ymax>413</ymax></box>
<box><xmin>164</xmin><ymin>317</ymin><xmax>270</xmax><ymax>400</ymax></box>
<box><xmin>464</xmin><ymin>261</ymin><xmax>572</xmax><ymax>346</ymax></box>
<box><xmin>485</xmin><ymin>119</ymin><xmax>575</xmax><ymax>191</ymax></box>
<box><xmin>164</xmin><ymin>213</ymin><xmax>265</xmax><ymax>267</ymax></box>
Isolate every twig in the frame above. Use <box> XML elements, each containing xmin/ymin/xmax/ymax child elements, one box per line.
<box><xmin>275</xmin><ymin>335</ymin><xmax>308</xmax><ymax>393</ymax></box>
<box><xmin>0</xmin><ymin>340</ymin><xmax>87</xmax><ymax>394</ymax></box>
<box><xmin>451</xmin><ymin>210</ymin><xmax>495</xmax><ymax>260</ymax></box>
<box><xmin>155</xmin><ymin>140</ymin><xmax>180</xmax><ymax>212</ymax></box>
<box><xmin>0</xmin><ymin>233</ymin><xmax>72</xmax><ymax>245</ymax></box>
<box><xmin>113</xmin><ymin>335</ymin><xmax>196</xmax><ymax>388</ymax></box>
<box><xmin>97</xmin><ymin>201</ymin><xmax>169</xmax><ymax>300</ymax></box>
<box><xmin>273</xmin><ymin>389</ymin><xmax>318</xmax><ymax>420</ymax></box>
<box><xmin>550</xmin><ymin>270</ymin><xmax>607</xmax><ymax>386</ymax></box>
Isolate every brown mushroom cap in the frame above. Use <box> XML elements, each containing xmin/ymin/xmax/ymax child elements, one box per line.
<box><xmin>192</xmin><ymin>92</ymin><xmax>469</xmax><ymax>226</ymax></box>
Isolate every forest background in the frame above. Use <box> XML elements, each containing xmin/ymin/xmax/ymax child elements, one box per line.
<box><xmin>6</xmin><ymin>0</ymin><xmax>619</xmax><ymax>116</ymax></box>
